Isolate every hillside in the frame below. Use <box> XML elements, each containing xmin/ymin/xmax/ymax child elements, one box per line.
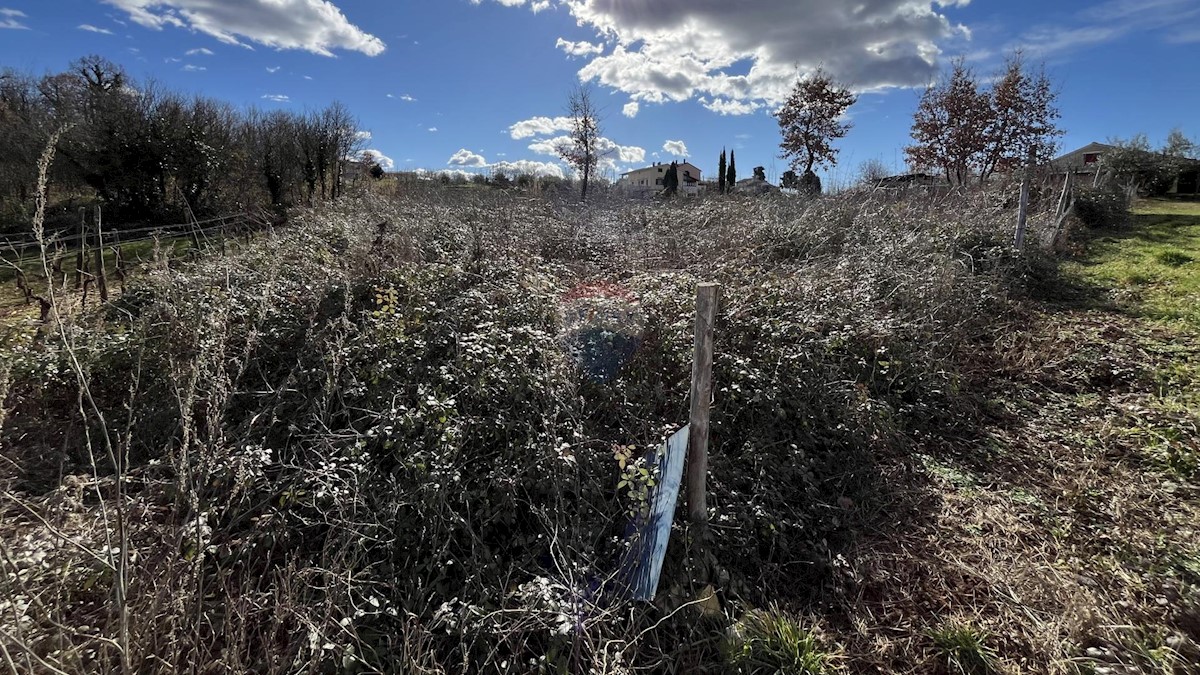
<box><xmin>0</xmin><ymin>190</ymin><xmax>1196</xmax><ymax>674</ymax></box>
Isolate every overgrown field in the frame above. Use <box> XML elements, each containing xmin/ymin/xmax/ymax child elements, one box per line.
<box><xmin>0</xmin><ymin>189</ymin><xmax>1195</xmax><ymax>674</ymax></box>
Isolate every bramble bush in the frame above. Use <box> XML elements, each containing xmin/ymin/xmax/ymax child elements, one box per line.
<box><xmin>0</xmin><ymin>187</ymin><xmax>1061</xmax><ymax>672</ymax></box>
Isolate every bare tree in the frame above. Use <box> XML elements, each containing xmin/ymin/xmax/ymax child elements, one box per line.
<box><xmin>776</xmin><ymin>67</ymin><xmax>857</xmax><ymax>186</ymax></box>
<box><xmin>556</xmin><ymin>84</ymin><xmax>608</xmax><ymax>202</ymax></box>
<box><xmin>857</xmin><ymin>158</ymin><xmax>890</xmax><ymax>188</ymax></box>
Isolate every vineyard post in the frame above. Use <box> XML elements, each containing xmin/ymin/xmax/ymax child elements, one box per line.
<box><xmin>1015</xmin><ymin>148</ymin><xmax>1034</xmax><ymax>250</ymax></box>
<box><xmin>75</xmin><ymin>207</ymin><xmax>86</xmax><ymax>289</ymax></box>
<box><xmin>686</xmin><ymin>282</ymin><xmax>720</xmax><ymax>526</ymax></box>
<box><xmin>95</xmin><ymin>206</ymin><xmax>108</xmax><ymax>302</ymax></box>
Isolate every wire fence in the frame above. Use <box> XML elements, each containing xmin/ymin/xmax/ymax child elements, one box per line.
<box><xmin>0</xmin><ymin>210</ymin><xmax>273</xmax><ymax>270</ymax></box>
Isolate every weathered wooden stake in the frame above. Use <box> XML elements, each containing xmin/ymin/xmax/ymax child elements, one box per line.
<box><xmin>94</xmin><ymin>206</ymin><xmax>108</xmax><ymax>302</ymax></box>
<box><xmin>686</xmin><ymin>282</ymin><xmax>720</xmax><ymax>526</ymax></box>
<box><xmin>75</xmin><ymin>208</ymin><xmax>86</xmax><ymax>289</ymax></box>
<box><xmin>1055</xmin><ymin>171</ymin><xmax>1072</xmax><ymax>217</ymax></box>
<box><xmin>1051</xmin><ymin>172</ymin><xmax>1075</xmax><ymax>249</ymax></box>
<box><xmin>1015</xmin><ymin>150</ymin><xmax>1033</xmax><ymax>250</ymax></box>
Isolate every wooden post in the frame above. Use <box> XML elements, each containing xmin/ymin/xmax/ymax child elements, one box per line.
<box><xmin>94</xmin><ymin>206</ymin><xmax>108</xmax><ymax>302</ymax></box>
<box><xmin>1015</xmin><ymin>150</ymin><xmax>1033</xmax><ymax>250</ymax></box>
<box><xmin>1055</xmin><ymin>172</ymin><xmax>1072</xmax><ymax>217</ymax></box>
<box><xmin>75</xmin><ymin>208</ymin><xmax>86</xmax><ymax>289</ymax></box>
<box><xmin>686</xmin><ymin>283</ymin><xmax>720</xmax><ymax>526</ymax></box>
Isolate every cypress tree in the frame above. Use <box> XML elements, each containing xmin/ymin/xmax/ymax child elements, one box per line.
<box><xmin>727</xmin><ymin>150</ymin><xmax>737</xmax><ymax>190</ymax></box>
<box><xmin>663</xmin><ymin>161</ymin><xmax>680</xmax><ymax>195</ymax></box>
<box><xmin>718</xmin><ymin>149</ymin><xmax>727</xmax><ymax>194</ymax></box>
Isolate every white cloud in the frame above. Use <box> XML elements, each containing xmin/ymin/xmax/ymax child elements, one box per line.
<box><xmin>663</xmin><ymin>140</ymin><xmax>688</xmax><ymax>157</ymax></box>
<box><xmin>428</xmin><ymin>127</ymin><xmax>438</xmax><ymax>132</ymax></box>
<box><xmin>622</xmin><ymin>101</ymin><xmax>639</xmax><ymax>118</ymax></box>
<box><xmin>182</xmin><ymin>64</ymin><xmax>207</xmax><ymax>72</ymax></box>
<box><xmin>0</xmin><ymin>7</ymin><xmax>27</xmax><ymax>28</ymax></box>
<box><xmin>186</xmin><ymin>47</ymin><xmax>214</xmax><ymax>55</ymax></box>
<box><xmin>480</xmin><ymin>0</ymin><xmax>970</xmax><ymax>110</ymax></box>
<box><xmin>700</xmin><ymin>97</ymin><xmax>761</xmax><ymax>116</ymax></box>
<box><xmin>527</xmin><ymin>134</ymin><xmax>645</xmax><ymax>171</ymax></box>
<box><xmin>355</xmin><ymin>130</ymin><xmax>372</xmax><ymax>142</ymax></box>
<box><xmin>556</xmin><ymin>37</ymin><xmax>604</xmax><ymax>57</ymax></box>
<box><xmin>491</xmin><ymin>159</ymin><xmax>565</xmax><ymax>178</ymax></box>
<box><xmin>103</xmin><ymin>0</ymin><xmax>385</xmax><ymax>57</ymax></box>
<box><xmin>509</xmin><ymin>115</ymin><xmax>576</xmax><ymax>139</ymax></box>
<box><xmin>261</xmin><ymin>93</ymin><xmax>290</xmax><ymax>102</ymax></box>
<box><xmin>360</xmin><ymin>148</ymin><xmax>394</xmax><ymax>170</ymax></box>
<box><xmin>399</xmin><ymin>94</ymin><xmax>416</xmax><ymax>102</ymax></box>
<box><xmin>448</xmin><ymin>148</ymin><xmax>488</xmax><ymax>167</ymax></box>
<box><xmin>78</xmin><ymin>24</ymin><xmax>114</xmax><ymax>34</ymax></box>
<box><xmin>266</xmin><ymin>66</ymin><xmax>281</xmax><ymax>73</ymax></box>
<box><xmin>470</xmin><ymin>0</ymin><xmax>550</xmax><ymax>12</ymax></box>
<box><xmin>1009</xmin><ymin>0</ymin><xmax>1200</xmax><ymax>59</ymax></box>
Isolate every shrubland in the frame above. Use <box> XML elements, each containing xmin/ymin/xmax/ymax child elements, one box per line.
<box><xmin>3</xmin><ymin>184</ymin><xmax>1187</xmax><ymax>674</ymax></box>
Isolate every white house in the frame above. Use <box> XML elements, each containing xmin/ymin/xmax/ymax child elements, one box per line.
<box><xmin>617</xmin><ymin>162</ymin><xmax>704</xmax><ymax>197</ymax></box>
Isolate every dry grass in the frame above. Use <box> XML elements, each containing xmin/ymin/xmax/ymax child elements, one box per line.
<box><xmin>0</xmin><ymin>184</ymin><xmax>1195</xmax><ymax>673</ymax></box>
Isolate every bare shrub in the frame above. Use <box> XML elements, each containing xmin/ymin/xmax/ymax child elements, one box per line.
<box><xmin>0</xmin><ymin>185</ymin><xmax>1063</xmax><ymax>672</ymax></box>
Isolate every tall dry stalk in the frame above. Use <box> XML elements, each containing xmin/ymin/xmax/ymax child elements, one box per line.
<box><xmin>27</xmin><ymin>127</ymin><xmax>133</xmax><ymax>673</ymax></box>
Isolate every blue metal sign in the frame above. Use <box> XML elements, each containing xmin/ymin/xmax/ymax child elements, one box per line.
<box><xmin>621</xmin><ymin>425</ymin><xmax>689</xmax><ymax>601</ymax></box>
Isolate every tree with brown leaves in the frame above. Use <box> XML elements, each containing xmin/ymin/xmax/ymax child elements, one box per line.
<box><xmin>907</xmin><ymin>55</ymin><xmax>1061</xmax><ymax>186</ymax></box>
<box><xmin>776</xmin><ymin>68</ymin><xmax>857</xmax><ymax>183</ymax></box>
<box><xmin>905</xmin><ymin>59</ymin><xmax>991</xmax><ymax>186</ymax></box>
<box><xmin>977</xmin><ymin>53</ymin><xmax>1061</xmax><ymax>182</ymax></box>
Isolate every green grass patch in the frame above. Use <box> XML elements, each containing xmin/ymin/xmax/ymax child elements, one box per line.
<box><xmin>1065</xmin><ymin>200</ymin><xmax>1200</xmax><ymax>329</ymax></box>
<box><xmin>928</xmin><ymin>622</ymin><xmax>999</xmax><ymax>675</ymax></box>
<box><xmin>725</xmin><ymin>607</ymin><xmax>832</xmax><ymax>674</ymax></box>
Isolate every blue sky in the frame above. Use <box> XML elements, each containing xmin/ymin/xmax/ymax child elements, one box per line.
<box><xmin>2</xmin><ymin>0</ymin><xmax>1198</xmax><ymax>185</ymax></box>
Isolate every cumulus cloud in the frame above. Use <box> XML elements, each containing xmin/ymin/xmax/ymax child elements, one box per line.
<box><xmin>1</xmin><ymin>8</ymin><xmax>28</xmax><ymax>30</ymax></box>
<box><xmin>470</xmin><ymin>0</ymin><xmax>550</xmax><ymax>11</ymax></box>
<box><xmin>662</xmin><ymin>140</ymin><xmax>688</xmax><ymax>157</ymax></box>
<box><xmin>261</xmin><ymin>93</ymin><xmax>290</xmax><ymax>102</ymax></box>
<box><xmin>700</xmin><ymin>97</ymin><xmax>761</xmax><ymax>116</ymax></box>
<box><xmin>79</xmin><ymin>24</ymin><xmax>114</xmax><ymax>34</ymax></box>
<box><xmin>361</xmin><ymin>148</ymin><xmax>394</xmax><ymax>170</ymax></box>
<box><xmin>186</xmin><ymin>47</ymin><xmax>214</xmax><ymax>55</ymax></box>
<box><xmin>491</xmin><ymin>159</ymin><xmax>565</xmax><ymax>178</ymax></box>
<box><xmin>622</xmin><ymin>101</ymin><xmax>639</xmax><ymax>118</ymax></box>
<box><xmin>354</xmin><ymin>130</ymin><xmax>372</xmax><ymax>142</ymax></box>
<box><xmin>508</xmin><ymin>115</ymin><xmax>575</xmax><ymax>139</ymax></box>
<box><xmin>182</xmin><ymin>64</ymin><xmax>207</xmax><ymax>71</ymax></box>
<box><xmin>448</xmin><ymin>149</ymin><xmax>488</xmax><ymax>167</ymax></box>
<box><xmin>103</xmin><ymin>0</ymin><xmax>385</xmax><ymax>57</ymax></box>
<box><xmin>556</xmin><ymin>37</ymin><xmax>603</xmax><ymax>57</ymax></box>
<box><xmin>527</xmin><ymin>134</ymin><xmax>645</xmax><ymax>170</ymax></box>
<box><xmin>479</xmin><ymin>0</ymin><xmax>969</xmax><ymax>110</ymax></box>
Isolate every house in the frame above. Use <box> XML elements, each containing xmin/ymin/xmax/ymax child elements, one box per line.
<box><xmin>618</xmin><ymin>162</ymin><xmax>703</xmax><ymax>197</ymax></box>
<box><xmin>1050</xmin><ymin>142</ymin><xmax>1200</xmax><ymax>196</ymax></box>
<box><xmin>875</xmin><ymin>173</ymin><xmax>940</xmax><ymax>189</ymax></box>
<box><xmin>733</xmin><ymin>176</ymin><xmax>779</xmax><ymax>195</ymax></box>
<box><xmin>1049</xmin><ymin>142</ymin><xmax>1115</xmax><ymax>183</ymax></box>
